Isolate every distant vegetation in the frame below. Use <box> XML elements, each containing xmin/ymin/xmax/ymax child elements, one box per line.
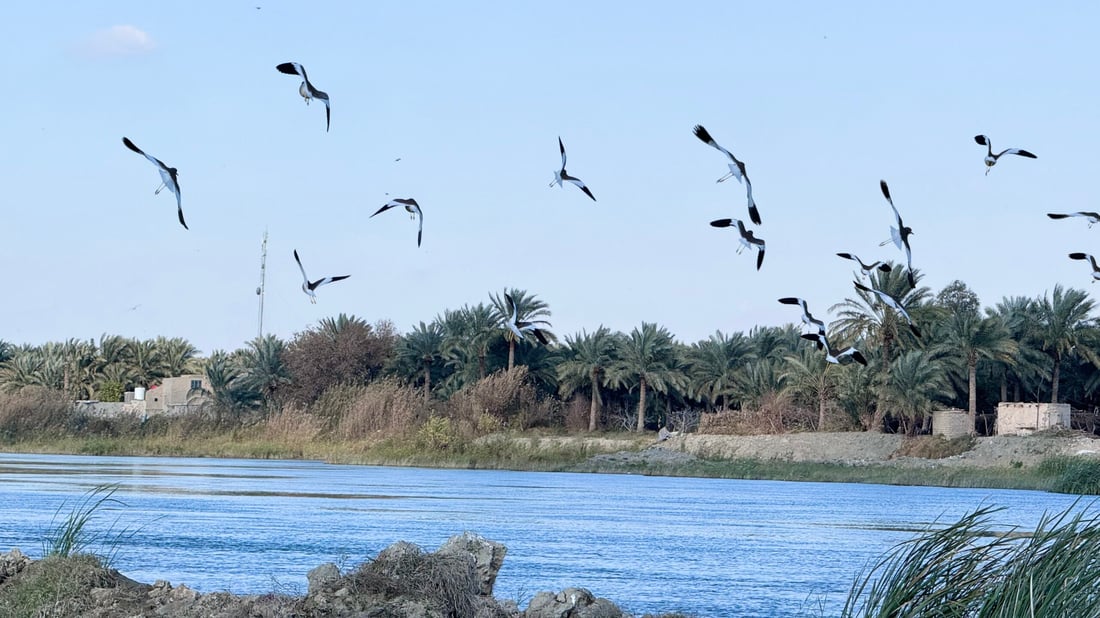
<box><xmin>2</xmin><ymin>270</ymin><xmax>1099</xmax><ymax>443</ymax></box>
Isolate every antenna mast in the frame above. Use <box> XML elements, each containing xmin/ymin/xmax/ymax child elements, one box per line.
<box><xmin>256</xmin><ymin>229</ymin><xmax>268</xmax><ymax>339</ymax></box>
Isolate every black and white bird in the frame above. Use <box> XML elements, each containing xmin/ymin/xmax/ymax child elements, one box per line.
<box><xmin>877</xmin><ymin>180</ymin><xmax>915</xmax><ymax>288</ymax></box>
<box><xmin>1068</xmin><ymin>253</ymin><xmax>1100</xmax><ymax>282</ymax></box>
<box><xmin>503</xmin><ymin>293</ymin><xmax>552</xmax><ymax>344</ymax></box>
<box><xmin>800</xmin><ymin>332</ymin><xmax>868</xmax><ymax>366</ymax></box>
<box><xmin>853</xmin><ymin>281</ymin><xmax>921</xmax><ymax>338</ymax></box>
<box><xmin>692</xmin><ymin>125</ymin><xmax>760</xmax><ymax>225</ymax></box>
<box><xmin>974</xmin><ymin>135</ymin><xmax>1036</xmax><ymax>175</ymax></box>
<box><xmin>778</xmin><ymin>297</ymin><xmax>827</xmax><ymax>348</ymax></box>
<box><xmin>371</xmin><ymin>198</ymin><xmax>423</xmax><ymax>247</ymax></box>
<box><xmin>710</xmin><ymin>218</ymin><xmax>765</xmax><ymax>270</ymax></box>
<box><xmin>122</xmin><ymin>137</ymin><xmax>188</xmax><ymax>230</ymax></box>
<box><xmin>550</xmin><ymin>137</ymin><xmax>596</xmax><ymax>201</ymax></box>
<box><xmin>293</xmin><ymin>249</ymin><xmax>349</xmax><ymax>304</ymax></box>
<box><xmin>836</xmin><ymin>253</ymin><xmax>892</xmax><ymax>278</ymax></box>
<box><xmin>276</xmin><ymin>62</ymin><xmax>330</xmax><ymax>132</ymax></box>
<box><xmin>1048</xmin><ymin>212</ymin><xmax>1100</xmax><ymax>229</ymax></box>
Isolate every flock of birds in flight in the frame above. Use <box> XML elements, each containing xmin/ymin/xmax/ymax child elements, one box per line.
<box><xmin>117</xmin><ymin>62</ymin><xmax>1097</xmax><ymax>364</ymax></box>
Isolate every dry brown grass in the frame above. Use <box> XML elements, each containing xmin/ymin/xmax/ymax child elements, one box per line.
<box><xmin>894</xmin><ymin>435</ymin><xmax>976</xmax><ymax>459</ymax></box>
<box><xmin>0</xmin><ymin>387</ymin><xmax>73</xmax><ymax>439</ymax></box>
<box><xmin>262</xmin><ymin>406</ymin><xmax>324</xmax><ymax>444</ymax></box>
<box><xmin>335</xmin><ymin>379</ymin><xmax>423</xmax><ymax>440</ymax></box>
<box><xmin>698</xmin><ymin>393</ymin><xmax>813</xmax><ymax>435</ymax></box>
<box><xmin>445</xmin><ymin>367</ymin><xmax>558</xmax><ymax>433</ymax></box>
<box><xmin>348</xmin><ymin>543</ymin><xmax>481</xmax><ymax>617</ymax></box>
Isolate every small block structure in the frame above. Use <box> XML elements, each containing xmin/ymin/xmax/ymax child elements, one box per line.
<box><xmin>995</xmin><ymin>402</ymin><xmax>1071</xmax><ymax>436</ymax></box>
<box><xmin>932</xmin><ymin>409</ymin><xmax>970</xmax><ymax>439</ymax></box>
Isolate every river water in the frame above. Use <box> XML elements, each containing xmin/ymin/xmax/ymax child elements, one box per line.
<box><xmin>0</xmin><ymin>453</ymin><xmax>1092</xmax><ymax>617</ymax></box>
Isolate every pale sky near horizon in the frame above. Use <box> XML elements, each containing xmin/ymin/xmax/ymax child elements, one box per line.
<box><xmin>3</xmin><ymin>2</ymin><xmax>1098</xmax><ymax>356</ymax></box>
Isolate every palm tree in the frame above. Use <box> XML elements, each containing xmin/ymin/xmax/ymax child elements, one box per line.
<box><xmin>781</xmin><ymin>344</ymin><xmax>840</xmax><ymax>430</ymax></box>
<box><xmin>940</xmin><ymin>313</ymin><xmax>1017</xmax><ymax>431</ymax></box>
<box><xmin>686</xmin><ymin>331</ymin><xmax>751</xmax><ymax>411</ymax></box>
<box><xmin>606</xmin><ymin>323</ymin><xmax>687</xmax><ymax>432</ymax></box>
<box><xmin>440</xmin><ymin>303</ymin><xmax>500</xmax><ymax>383</ymax></box>
<box><xmin>397</xmin><ymin>321</ymin><xmax>445</xmax><ymax>399</ymax></box>
<box><xmin>238</xmin><ymin>335</ymin><xmax>291</xmax><ymax>412</ymax></box>
<box><xmin>881</xmin><ymin>349</ymin><xmax>953</xmax><ymax>435</ymax></box>
<box><xmin>556</xmin><ymin>326</ymin><xmax>619</xmax><ymax>431</ymax></box>
<box><xmin>204</xmin><ymin>350</ymin><xmax>261</xmax><ymax>424</ymax></box>
<box><xmin>832</xmin><ymin>265</ymin><xmax>934</xmax><ymax>431</ymax></box>
<box><xmin>1035</xmin><ymin>285</ymin><xmax>1100</xmax><ymax>403</ymax></box>
<box><xmin>987</xmin><ymin>296</ymin><xmax>1048</xmax><ymax>402</ymax></box>
<box><xmin>128</xmin><ymin>339</ymin><xmax>164</xmax><ymax>387</ymax></box>
<box><xmin>489</xmin><ymin>289</ymin><xmax>552</xmax><ymax>371</ymax></box>
<box><xmin>156</xmin><ymin>336</ymin><xmax>200</xmax><ymax>376</ymax></box>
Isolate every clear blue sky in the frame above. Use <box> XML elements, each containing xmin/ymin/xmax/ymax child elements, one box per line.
<box><xmin>3</xmin><ymin>1</ymin><xmax>1097</xmax><ymax>355</ymax></box>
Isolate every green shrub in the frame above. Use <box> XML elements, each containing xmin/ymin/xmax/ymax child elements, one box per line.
<box><xmin>1050</xmin><ymin>458</ymin><xmax>1100</xmax><ymax>495</ymax></box>
<box><xmin>96</xmin><ymin>380</ymin><xmax>125</xmax><ymax>403</ymax></box>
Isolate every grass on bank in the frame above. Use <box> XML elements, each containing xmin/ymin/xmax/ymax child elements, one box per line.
<box><xmin>2</xmin><ymin>385</ymin><xmax>1100</xmax><ymax>493</ymax></box>
<box><xmin>840</xmin><ymin>504</ymin><xmax>1100</xmax><ymax>617</ymax></box>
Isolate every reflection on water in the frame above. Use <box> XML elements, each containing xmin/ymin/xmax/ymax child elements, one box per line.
<box><xmin>0</xmin><ymin>453</ymin><xmax>1091</xmax><ymax>618</ymax></box>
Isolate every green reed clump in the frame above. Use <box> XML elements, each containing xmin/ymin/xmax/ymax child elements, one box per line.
<box><xmin>42</xmin><ymin>483</ymin><xmax>137</xmax><ymax>567</ymax></box>
<box><xmin>841</xmin><ymin>504</ymin><xmax>1100</xmax><ymax>617</ymax></box>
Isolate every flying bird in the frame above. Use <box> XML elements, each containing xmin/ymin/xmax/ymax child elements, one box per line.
<box><xmin>550</xmin><ymin>137</ymin><xmax>596</xmax><ymax>201</ymax></box>
<box><xmin>276</xmin><ymin>62</ymin><xmax>330</xmax><ymax>132</ymax></box>
<box><xmin>1048</xmin><ymin>212</ymin><xmax>1100</xmax><ymax>229</ymax></box>
<box><xmin>778</xmin><ymin>297</ymin><xmax>827</xmax><ymax>348</ymax></box>
<box><xmin>692</xmin><ymin>125</ymin><xmax>760</xmax><ymax>225</ymax></box>
<box><xmin>121</xmin><ymin>137</ymin><xmax>188</xmax><ymax>230</ymax></box>
<box><xmin>800</xmin><ymin>333</ymin><xmax>868</xmax><ymax>366</ymax></box>
<box><xmin>854</xmin><ymin>281</ymin><xmax>921</xmax><ymax>338</ymax></box>
<box><xmin>503</xmin><ymin>293</ymin><xmax>552</xmax><ymax>344</ymax></box>
<box><xmin>1068</xmin><ymin>253</ymin><xmax>1100</xmax><ymax>282</ymax></box>
<box><xmin>371</xmin><ymin>198</ymin><xmax>423</xmax><ymax>247</ymax></box>
<box><xmin>293</xmin><ymin>249</ymin><xmax>349</xmax><ymax>304</ymax></box>
<box><xmin>877</xmin><ymin>180</ymin><xmax>915</xmax><ymax>288</ymax></box>
<box><xmin>836</xmin><ymin>253</ymin><xmax>892</xmax><ymax>278</ymax></box>
<box><xmin>710</xmin><ymin>218</ymin><xmax>765</xmax><ymax>270</ymax></box>
<box><xmin>974</xmin><ymin>135</ymin><xmax>1036</xmax><ymax>175</ymax></box>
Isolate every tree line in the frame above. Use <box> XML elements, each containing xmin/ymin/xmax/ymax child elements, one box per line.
<box><xmin>3</xmin><ymin>266</ymin><xmax>1099</xmax><ymax>435</ymax></box>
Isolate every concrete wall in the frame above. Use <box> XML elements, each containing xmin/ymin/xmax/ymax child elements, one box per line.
<box><xmin>932</xmin><ymin>409</ymin><xmax>971</xmax><ymax>439</ymax></box>
<box><xmin>73</xmin><ymin>400</ymin><xmax>147</xmax><ymax>418</ymax></box>
<box><xmin>144</xmin><ymin>374</ymin><xmax>210</xmax><ymax>414</ymax></box>
<box><xmin>995</xmin><ymin>402</ymin><xmax>1071</xmax><ymax>436</ymax></box>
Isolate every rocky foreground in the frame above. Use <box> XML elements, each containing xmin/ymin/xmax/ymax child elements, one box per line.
<box><xmin>0</xmin><ymin>534</ymin><xmax>671</xmax><ymax>618</ymax></box>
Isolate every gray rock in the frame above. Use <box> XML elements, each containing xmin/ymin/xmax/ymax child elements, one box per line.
<box><xmin>524</xmin><ymin>588</ymin><xmax>623</xmax><ymax>618</ymax></box>
<box><xmin>438</xmin><ymin>532</ymin><xmax>508</xmax><ymax>596</ymax></box>
<box><xmin>307</xmin><ymin>562</ymin><xmax>340</xmax><ymax>595</ymax></box>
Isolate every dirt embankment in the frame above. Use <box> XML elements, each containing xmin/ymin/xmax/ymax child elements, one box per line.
<box><xmin>576</xmin><ymin>431</ymin><xmax>1100</xmax><ymax>470</ymax></box>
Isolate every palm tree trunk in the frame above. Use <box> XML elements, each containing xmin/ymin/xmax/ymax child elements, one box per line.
<box><xmin>818</xmin><ymin>390</ymin><xmax>827</xmax><ymax>431</ymax></box>
<box><xmin>968</xmin><ymin>360</ymin><xmax>978</xmax><ymax>434</ymax></box>
<box><xmin>1000</xmin><ymin>371</ymin><xmax>1007</xmax><ymax>404</ymax></box>
<box><xmin>422</xmin><ymin>362</ymin><xmax>431</xmax><ymax>399</ymax></box>
<box><xmin>588</xmin><ymin>371</ymin><xmax>600</xmax><ymax>432</ymax></box>
<box><xmin>478</xmin><ymin>350</ymin><xmax>486</xmax><ymax>380</ymax></box>
<box><xmin>507</xmin><ymin>340</ymin><xmax>515</xmax><ymax>372</ymax></box>
<box><xmin>871</xmin><ymin>335</ymin><xmax>893</xmax><ymax>432</ymax></box>
<box><xmin>1051</xmin><ymin>356</ymin><xmax>1061</xmax><ymax>403</ymax></box>
<box><xmin>635</xmin><ymin>377</ymin><xmax>648</xmax><ymax>432</ymax></box>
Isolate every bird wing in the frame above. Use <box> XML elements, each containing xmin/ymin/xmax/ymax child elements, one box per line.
<box><xmin>997</xmin><ymin>148</ymin><xmax>1036</xmax><ymax>159</ymax></box>
<box><xmin>276</xmin><ymin>62</ymin><xmax>308</xmax><ymax>80</ymax></box>
<box><xmin>504</xmin><ymin>293</ymin><xmax>518</xmax><ymax>324</ymax></box>
<box><xmin>322</xmin><ymin>96</ymin><xmax>331</xmax><ymax>132</ymax></box>
<box><xmin>123</xmin><ymin>137</ymin><xmax>170</xmax><ymax>172</ymax></box>
<box><xmin>692</xmin><ymin>125</ymin><xmax>737</xmax><ymax>162</ymax></box>
<box><xmin>710</xmin><ymin>219</ymin><xmax>735</xmax><ymax>228</ymax></box>
<box><xmin>558</xmin><ymin>137</ymin><xmax>567</xmax><ymax>170</ymax></box>
<box><xmin>564</xmin><ymin>176</ymin><xmax>596</xmax><ymax>201</ymax></box>
<box><xmin>293</xmin><ymin>250</ymin><xmax>310</xmax><ymax>286</ymax></box>
<box><xmin>371</xmin><ymin>202</ymin><xmax>400</xmax><ymax>217</ymax></box>
<box><xmin>755</xmin><ymin>242</ymin><xmax>765</xmax><ymax>270</ymax></box>
<box><xmin>416</xmin><ymin>207</ymin><xmax>423</xmax><ymax>247</ymax></box>
<box><xmin>744</xmin><ymin>176</ymin><xmax>760</xmax><ymax>225</ymax></box>
<box><xmin>313</xmin><ymin>275</ymin><xmax>350</xmax><ymax>289</ymax></box>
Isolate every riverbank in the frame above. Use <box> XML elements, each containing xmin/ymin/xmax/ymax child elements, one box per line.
<box><xmin>3</xmin><ymin>428</ymin><xmax>1099</xmax><ymax>492</ymax></box>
